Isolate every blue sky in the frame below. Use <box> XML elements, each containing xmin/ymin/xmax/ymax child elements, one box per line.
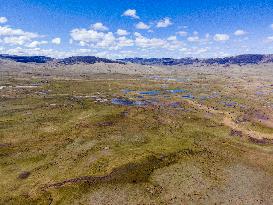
<box><xmin>0</xmin><ymin>0</ymin><xmax>273</xmax><ymax>58</ymax></box>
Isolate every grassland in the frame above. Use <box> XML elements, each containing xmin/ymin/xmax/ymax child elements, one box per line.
<box><xmin>1</xmin><ymin>63</ymin><xmax>273</xmax><ymax>204</ymax></box>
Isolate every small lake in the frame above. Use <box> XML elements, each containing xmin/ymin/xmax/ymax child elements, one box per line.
<box><xmin>139</xmin><ymin>90</ymin><xmax>160</xmax><ymax>95</ymax></box>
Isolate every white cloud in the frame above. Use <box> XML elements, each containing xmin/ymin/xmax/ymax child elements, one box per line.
<box><xmin>27</xmin><ymin>40</ymin><xmax>48</xmax><ymax>48</ymax></box>
<box><xmin>70</xmin><ymin>28</ymin><xmax>105</xmax><ymax>43</ymax></box>
<box><xmin>117</xmin><ymin>36</ymin><xmax>134</xmax><ymax>47</ymax></box>
<box><xmin>52</xmin><ymin>37</ymin><xmax>61</xmax><ymax>45</ymax></box>
<box><xmin>0</xmin><ymin>26</ymin><xmax>40</xmax><ymax>38</ymax></box>
<box><xmin>180</xmin><ymin>47</ymin><xmax>188</xmax><ymax>52</ymax></box>
<box><xmin>165</xmin><ymin>40</ymin><xmax>185</xmax><ymax>50</ymax></box>
<box><xmin>213</xmin><ymin>34</ymin><xmax>230</xmax><ymax>41</ymax></box>
<box><xmin>234</xmin><ymin>30</ymin><xmax>247</xmax><ymax>36</ymax></box>
<box><xmin>96</xmin><ymin>32</ymin><xmax>115</xmax><ymax>48</ymax></box>
<box><xmin>0</xmin><ymin>17</ymin><xmax>7</xmax><ymax>24</ymax></box>
<box><xmin>195</xmin><ymin>48</ymin><xmax>208</xmax><ymax>54</ymax></box>
<box><xmin>69</xmin><ymin>26</ymin><xmax>189</xmax><ymax>55</ymax></box>
<box><xmin>167</xmin><ymin>36</ymin><xmax>177</xmax><ymax>41</ymax></box>
<box><xmin>266</xmin><ymin>36</ymin><xmax>273</xmax><ymax>42</ymax></box>
<box><xmin>70</xmin><ymin>27</ymin><xmax>135</xmax><ymax>49</ymax></box>
<box><xmin>116</xmin><ymin>29</ymin><xmax>129</xmax><ymax>36</ymax></box>
<box><xmin>156</xmin><ymin>17</ymin><xmax>172</xmax><ymax>28</ymax></box>
<box><xmin>3</xmin><ymin>47</ymin><xmax>118</xmax><ymax>59</ymax></box>
<box><xmin>134</xmin><ymin>35</ymin><xmax>170</xmax><ymax>49</ymax></box>
<box><xmin>3</xmin><ymin>36</ymin><xmax>32</xmax><ymax>45</ymax></box>
<box><xmin>205</xmin><ymin>33</ymin><xmax>210</xmax><ymax>39</ymax></box>
<box><xmin>0</xmin><ymin>17</ymin><xmax>252</xmax><ymax>58</ymax></box>
<box><xmin>186</xmin><ymin>33</ymin><xmax>211</xmax><ymax>45</ymax></box>
<box><xmin>193</xmin><ymin>31</ymin><xmax>199</xmax><ymax>35</ymax></box>
<box><xmin>122</xmin><ymin>9</ymin><xmax>139</xmax><ymax>19</ymax></box>
<box><xmin>91</xmin><ymin>22</ymin><xmax>108</xmax><ymax>31</ymax></box>
<box><xmin>3</xmin><ymin>47</ymin><xmax>70</xmax><ymax>58</ymax></box>
<box><xmin>3</xmin><ymin>46</ymin><xmax>149</xmax><ymax>59</ymax></box>
<box><xmin>177</xmin><ymin>31</ymin><xmax>187</xmax><ymax>36</ymax></box>
<box><xmin>134</xmin><ymin>32</ymin><xmax>142</xmax><ymax>37</ymax></box>
<box><xmin>135</xmin><ymin>22</ymin><xmax>150</xmax><ymax>30</ymax></box>
<box><xmin>79</xmin><ymin>41</ymin><xmax>86</xmax><ymax>46</ymax></box>
<box><xmin>0</xmin><ymin>25</ymin><xmax>45</xmax><ymax>47</ymax></box>
<box><xmin>187</xmin><ymin>36</ymin><xmax>200</xmax><ymax>42</ymax></box>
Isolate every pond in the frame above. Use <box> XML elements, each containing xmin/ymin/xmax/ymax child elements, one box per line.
<box><xmin>139</xmin><ymin>90</ymin><xmax>160</xmax><ymax>95</ymax></box>
<box><xmin>167</xmin><ymin>89</ymin><xmax>187</xmax><ymax>94</ymax></box>
<box><xmin>182</xmin><ymin>94</ymin><xmax>195</xmax><ymax>99</ymax></box>
<box><xmin>111</xmin><ymin>98</ymin><xmax>147</xmax><ymax>106</ymax></box>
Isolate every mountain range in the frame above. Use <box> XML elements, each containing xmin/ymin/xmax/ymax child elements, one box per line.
<box><xmin>1</xmin><ymin>54</ymin><xmax>273</xmax><ymax>66</ymax></box>
<box><xmin>119</xmin><ymin>54</ymin><xmax>273</xmax><ymax>66</ymax></box>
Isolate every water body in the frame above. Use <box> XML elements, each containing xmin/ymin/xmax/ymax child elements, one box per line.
<box><xmin>167</xmin><ymin>89</ymin><xmax>187</xmax><ymax>94</ymax></box>
<box><xmin>139</xmin><ymin>90</ymin><xmax>160</xmax><ymax>95</ymax></box>
<box><xmin>111</xmin><ymin>98</ymin><xmax>135</xmax><ymax>106</ymax></box>
<box><xmin>182</xmin><ymin>94</ymin><xmax>195</xmax><ymax>99</ymax></box>
<box><xmin>111</xmin><ymin>98</ymin><xmax>147</xmax><ymax>106</ymax></box>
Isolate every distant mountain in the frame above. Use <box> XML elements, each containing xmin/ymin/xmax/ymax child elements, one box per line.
<box><xmin>1</xmin><ymin>54</ymin><xmax>273</xmax><ymax>66</ymax></box>
<box><xmin>0</xmin><ymin>54</ymin><xmax>53</xmax><ymax>63</ymax></box>
<box><xmin>58</xmin><ymin>56</ymin><xmax>124</xmax><ymax>65</ymax></box>
<box><xmin>118</xmin><ymin>57</ymin><xmax>199</xmax><ymax>65</ymax></box>
<box><xmin>0</xmin><ymin>54</ymin><xmax>124</xmax><ymax>65</ymax></box>
<box><xmin>119</xmin><ymin>54</ymin><xmax>273</xmax><ymax>66</ymax></box>
<box><xmin>202</xmin><ymin>54</ymin><xmax>271</xmax><ymax>65</ymax></box>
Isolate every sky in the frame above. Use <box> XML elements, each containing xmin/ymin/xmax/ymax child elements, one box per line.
<box><xmin>0</xmin><ymin>0</ymin><xmax>273</xmax><ymax>59</ymax></box>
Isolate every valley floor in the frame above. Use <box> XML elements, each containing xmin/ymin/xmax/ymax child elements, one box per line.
<box><xmin>1</xmin><ymin>63</ymin><xmax>273</xmax><ymax>204</ymax></box>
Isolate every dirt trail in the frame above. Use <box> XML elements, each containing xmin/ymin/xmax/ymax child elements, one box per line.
<box><xmin>186</xmin><ymin>99</ymin><xmax>273</xmax><ymax>141</ymax></box>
